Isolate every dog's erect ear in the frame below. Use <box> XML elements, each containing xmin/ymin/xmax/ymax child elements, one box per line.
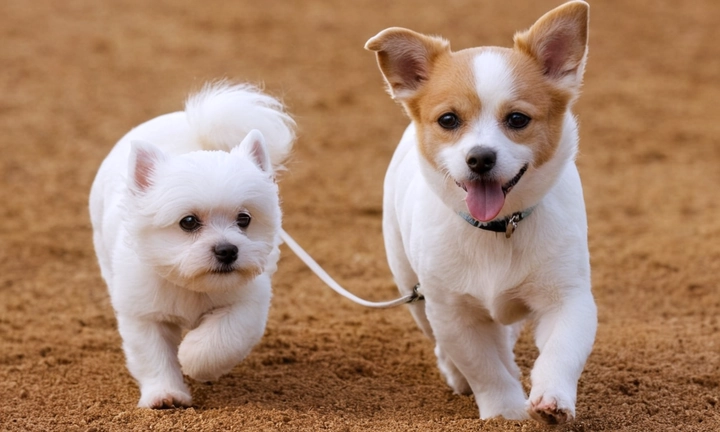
<box><xmin>233</xmin><ymin>129</ymin><xmax>272</xmax><ymax>173</ymax></box>
<box><xmin>365</xmin><ymin>28</ymin><xmax>450</xmax><ymax>101</ymax></box>
<box><xmin>129</xmin><ymin>140</ymin><xmax>167</xmax><ymax>193</ymax></box>
<box><xmin>513</xmin><ymin>1</ymin><xmax>589</xmax><ymax>90</ymax></box>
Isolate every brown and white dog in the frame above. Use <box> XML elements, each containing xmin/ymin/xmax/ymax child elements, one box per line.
<box><xmin>366</xmin><ymin>1</ymin><xmax>596</xmax><ymax>424</ymax></box>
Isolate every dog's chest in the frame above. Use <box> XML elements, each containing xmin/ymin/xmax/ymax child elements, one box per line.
<box><xmin>415</xmin><ymin>227</ymin><xmax>535</xmax><ymax>324</ymax></box>
<box><xmin>146</xmin><ymin>293</ymin><xmax>208</xmax><ymax>327</ymax></box>
<box><xmin>129</xmin><ymin>284</ymin><xmax>219</xmax><ymax>329</ymax></box>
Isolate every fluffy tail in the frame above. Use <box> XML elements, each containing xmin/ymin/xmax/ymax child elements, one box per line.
<box><xmin>185</xmin><ymin>81</ymin><xmax>296</xmax><ymax>170</ymax></box>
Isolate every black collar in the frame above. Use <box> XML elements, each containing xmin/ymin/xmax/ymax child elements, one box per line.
<box><xmin>458</xmin><ymin>207</ymin><xmax>535</xmax><ymax>238</ymax></box>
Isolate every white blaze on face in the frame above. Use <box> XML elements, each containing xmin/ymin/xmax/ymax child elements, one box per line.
<box><xmin>446</xmin><ymin>50</ymin><xmax>529</xmax><ymax>222</ymax></box>
<box><xmin>473</xmin><ymin>50</ymin><xmax>517</xmax><ymax>114</ymax></box>
<box><xmin>463</xmin><ymin>51</ymin><xmax>513</xmax><ymax>222</ymax></box>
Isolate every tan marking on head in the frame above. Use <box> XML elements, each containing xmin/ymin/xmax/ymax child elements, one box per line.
<box><xmin>366</xmin><ymin>28</ymin><xmax>480</xmax><ymax>170</ymax></box>
<box><xmin>404</xmin><ymin>49</ymin><xmax>482</xmax><ymax>170</ymax></box>
<box><xmin>367</xmin><ymin>1</ymin><xmax>588</xmax><ymax>170</ymax></box>
<box><xmin>504</xmin><ymin>0</ymin><xmax>589</xmax><ymax>167</ymax></box>
<box><xmin>499</xmin><ymin>50</ymin><xmax>573</xmax><ymax>167</ymax></box>
<box><xmin>405</xmin><ymin>45</ymin><xmax>570</xmax><ymax>171</ymax></box>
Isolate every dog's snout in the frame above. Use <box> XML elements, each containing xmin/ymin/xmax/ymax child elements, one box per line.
<box><xmin>214</xmin><ymin>243</ymin><xmax>238</xmax><ymax>265</ymax></box>
<box><xmin>466</xmin><ymin>146</ymin><xmax>496</xmax><ymax>175</ymax></box>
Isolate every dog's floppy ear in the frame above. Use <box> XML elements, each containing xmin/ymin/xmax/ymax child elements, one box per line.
<box><xmin>513</xmin><ymin>1</ymin><xmax>589</xmax><ymax>90</ymax></box>
<box><xmin>365</xmin><ymin>27</ymin><xmax>450</xmax><ymax>101</ymax></box>
<box><xmin>233</xmin><ymin>129</ymin><xmax>272</xmax><ymax>174</ymax></box>
<box><xmin>129</xmin><ymin>140</ymin><xmax>167</xmax><ymax>193</ymax></box>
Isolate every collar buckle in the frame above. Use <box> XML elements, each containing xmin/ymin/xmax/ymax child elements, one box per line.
<box><xmin>458</xmin><ymin>206</ymin><xmax>535</xmax><ymax>238</ymax></box>
<box><xmin>505</xmin><ymin>214</ymin><xmax>520</xmax><ymax>238</ymax></box>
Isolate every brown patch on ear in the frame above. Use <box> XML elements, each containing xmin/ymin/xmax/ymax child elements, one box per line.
<box><xmin>365</xmin><ymin>28</ymin><xmax>451</xmax><ymax>100</ymax></box>
<box><xmin>513</xmin><ymin>1</ymin><xmax>589</xmax><ymax>88</ymax></box>
<box><xmin>503</xmin><ymin>1</ymin><xmax>588</xmax><ymax>168</ymax></box>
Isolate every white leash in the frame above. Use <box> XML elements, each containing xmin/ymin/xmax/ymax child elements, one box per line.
<box><xmin>280</xmin><ymin>229</ymin><xmax>423</xmax><ymax>308</ymax></box>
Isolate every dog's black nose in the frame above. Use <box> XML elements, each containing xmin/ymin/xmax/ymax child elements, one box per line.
<box><xmin>214</xmin><ymin>243</ymin><xmax>238</xmax><ymax>265</ymax></box>
<box><xmin>466</xmin><ymin>146</ymin><xmax>496</xmax><ymax>174</ymax></box>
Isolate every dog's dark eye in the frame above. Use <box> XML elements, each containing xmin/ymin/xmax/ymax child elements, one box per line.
<box><xmin>437</xmin><ymin>112</ymin><xmax>461</xmax><ymax>130</ymax></box>
<box><xmin>506</xmin><ymin>112</ymin><xmax>531</xmax><ymax>130</ymax></box>
<box><xmin>236</xmin><ymin>212</ymin><xmax>252</xmax><ymax>229</ymax></box>
<box><xmin>179</xmin><ymin>215</ymin><xmax>201</xmax><ymax>232</ymax></box>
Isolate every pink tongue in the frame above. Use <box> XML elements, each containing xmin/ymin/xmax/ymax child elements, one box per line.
<box><xmin>464</xmin><ymin>179</ymin><xmax>505</xmax><ymax>222</ymax></box>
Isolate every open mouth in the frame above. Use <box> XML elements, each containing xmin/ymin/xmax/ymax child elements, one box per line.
<box><xmin>455</xmin><ymin>163</ymin><xmax>529</xmax><ymax>222</ymax></box>
<box><xmin>501</xmin><ymin>164</ymin><xmax>528</xmax><ymax>195</ymax></box>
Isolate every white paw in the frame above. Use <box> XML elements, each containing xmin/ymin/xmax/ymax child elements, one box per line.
<box><xmin>138</xmin><ymin>386</ymin><xmax>192</xmax><ymax>409</ymax></box>
<box><xmin>476</xmin><ymin>385</ymin><xmax>529</xmax><ymax>420</ymax></box>
<box><xmin>527</xmin><ymin>391</ymin><xmax>575</xmax><ymax>424</ymax></box>
<box><xmin>178</xmin><ymin>334</ymin><xmax>228</xmax><ymax>382</ymax></box>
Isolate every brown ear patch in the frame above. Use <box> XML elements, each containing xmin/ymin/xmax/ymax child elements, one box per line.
<box><xmin>513</xmin><ymin>1</ymin><xmax>589</xmax><ymax>85</ymax></box>
<box><xmin>508</xmin><ymin>2</ymin><xmax>588</xmax><ymax>167</ymax></box>
<box><xmin>366</xmin><ymin>28</ymin><xmax>451</xmax><ymax>100</ymax></box>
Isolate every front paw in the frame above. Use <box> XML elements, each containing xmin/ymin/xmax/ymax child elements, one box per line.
<box><xmin>138</xmin><ymin>385</ymin><xmax>192</xmax><ymax>409</ymax></box>
<box><xmin>527</xmin><ymin>392</ymin><xmax>574</xmax><ymax>424</ymax></box>
<box><xmin>178</xmin><ymin>334</ymin><xmax>228</xmax><ymax>382</ymax></box>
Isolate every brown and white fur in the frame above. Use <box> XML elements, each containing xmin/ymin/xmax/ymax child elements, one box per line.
<box><xmin>366</xmin><ymin>1</ymin><xmax>596</xmax><ymax>424</ymax></box>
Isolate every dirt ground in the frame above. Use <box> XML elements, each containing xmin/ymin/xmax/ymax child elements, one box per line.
<box><xmin>1</xmin><ymin>0</ymin><xmax>719</xmax><ymax>431</ymax></box>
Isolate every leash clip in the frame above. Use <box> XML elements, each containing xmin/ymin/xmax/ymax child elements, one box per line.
<box><xmin>408</xmin><ymin>283</ymin><xmax>424</xmax><ymax>303</ymax></box>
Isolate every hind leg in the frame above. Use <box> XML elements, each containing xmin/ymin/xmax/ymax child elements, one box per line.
<box><xmin>434</xmin><ymin>343</ymin><xmax>472</xmax><ymax>395</ymax></box>
<box><xmin>384</xmin><ymin>214</ymin><xmax>433</xmax><ymax>336</ymax></box>
<box><xmin>385</xmin><ymin>230</ymin><xmax>471</xmax><ymax>394</ymax></box>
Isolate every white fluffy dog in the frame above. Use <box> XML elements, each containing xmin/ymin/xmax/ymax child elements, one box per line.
<box><xmin>366</xmin><ymin>1</ymin><xmax>596</xmax><ymax>424</ymax></box>
<box><xmin>89</xmin><ymin>83</ymin><xmax>295</xmax><ymax>408</ymax></box>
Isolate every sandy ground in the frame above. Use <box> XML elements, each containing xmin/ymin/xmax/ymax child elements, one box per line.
<box><xmin>1</xmin><ymin>0</ymin><xmax>719</xmax><ymax>430</ymax></box>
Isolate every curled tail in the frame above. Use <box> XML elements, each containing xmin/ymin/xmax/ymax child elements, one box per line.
<box><xmin>185</xmin><ymin>81</ymin><xmax>296</xmax><ymax>171</ymax></box>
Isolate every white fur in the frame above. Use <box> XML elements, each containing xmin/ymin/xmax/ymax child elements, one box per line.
<box><xmin>380</xmin><ymin>25</ymin><xmax>596</xmax><ymax>428</ymax></box>
<box><xmin>473</xmin><ymin>51</ymin><xmax>517</xmax><ymax>105</ymax></box>
<box><xmin>89</xmin><ymin>83</ymin><xmax>295</xmax><ymax>408</ymax></box>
